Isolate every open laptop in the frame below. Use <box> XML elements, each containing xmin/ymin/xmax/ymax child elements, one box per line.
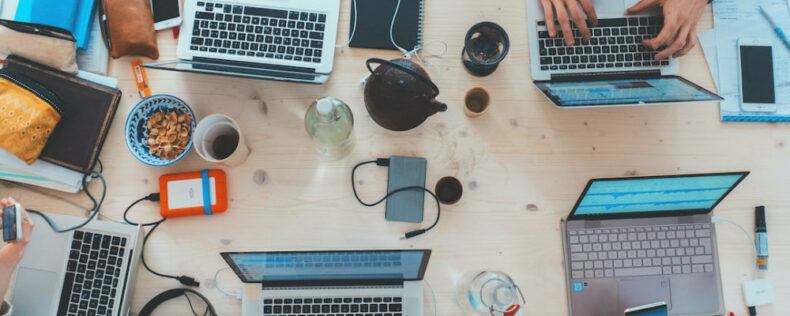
<box><xmin>11</xmin><ymin>212</ymin><xmax>143</xmax><ymax>316</ymax></box>
<box><xmin>526</xmin><ymin>0</ymin><xmax>722</xmax><ymax>107</ymax></box>
<box><xmin>561</xmin><ymin>172</ymin><xmax>749</xmax><ymax>316</ymax></box>
<box><xmin>144</xmin><ymin>0</ymin><xmax>341</xmax><ymax>84</ymax></box>
<box><xmin>222</xmin><ymin>249</ymin><xmax>431</xmax><ymax>316</ymax></box>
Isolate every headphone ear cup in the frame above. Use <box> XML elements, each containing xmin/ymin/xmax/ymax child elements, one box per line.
<box><xmin>138</xmin><ymin>288</ymin><xmax>217</xmax><ymax>316</ymax></box>
<box><xmin>139</xmin><ymin>288</ymin><xmax>190</xmax><ymax>316</ymax></box>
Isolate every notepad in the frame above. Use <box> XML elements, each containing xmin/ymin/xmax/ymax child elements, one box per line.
<box><xmin>14</xmin><ymin>0</ymin><xmax>95</xmax><ymax>49</ymax></box>
<box><xmin>349</xmin><ymin>0</ymin><xmax>424</xmax><ymax>51</ymax></box>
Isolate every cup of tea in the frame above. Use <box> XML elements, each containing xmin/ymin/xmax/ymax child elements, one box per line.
<box><xmin>193</xmin><ymin>114</ymin><xmax>250</xmax><ymax>167</ymax></box>
<box><xmin>462</xmin><ymin>21</ymin><xmax>510</xmax><ymax>77</ymax></box>
<box><xmin>464</xmin><ymin>87</ymin><xmax>491</xmax><ymax>118</ymax></box>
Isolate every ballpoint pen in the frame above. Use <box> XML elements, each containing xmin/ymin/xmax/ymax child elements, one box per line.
<box><xmin>760</xmin><ymin>5</ymin><xmax>790</xmax><ymax>50</ymax></box>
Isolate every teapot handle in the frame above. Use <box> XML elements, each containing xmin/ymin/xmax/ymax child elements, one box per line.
<box><xmin>366</xmin><ymin>58</ymin><xmax>440</xmax><ymax>96</ymax></box>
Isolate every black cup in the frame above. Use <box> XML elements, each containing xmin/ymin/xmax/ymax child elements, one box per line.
<box><xmin>462</xmin><ymin>22</ymin><xmax>510</xmax><ymax>77</ymax></box>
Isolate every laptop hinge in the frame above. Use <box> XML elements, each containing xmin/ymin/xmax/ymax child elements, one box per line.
<box><xmin>260</xmin><ymin>279</ymin><xmax>404</xmax><ymax>289</ymax></box>
<box><xmin>550</xmin><ymin>70</ymin><xmax>661</xmax><ymax>82</ymax></box>
<box><xmin>193</xmin><ymin>57</ymin><xmax>318</xmax><ymax>74</ymax></box>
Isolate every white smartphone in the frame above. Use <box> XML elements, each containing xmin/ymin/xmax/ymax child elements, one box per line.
<box><xmin>152</xmin><ymin>0</ymin><xmax>182</xmax><ymax>31</ymax></box>
<box><xmin>737</xmin><ymin>38</ymin><xmax>777</xmax><ymax>113</ymax></box>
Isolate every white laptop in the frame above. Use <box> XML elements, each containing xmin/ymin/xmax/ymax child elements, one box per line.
<box><xmin>223</xmin><ymin>249</ymin><xmax>431</xmax><ymax>316</ymax></box>
<box><xmin>145</xmin><ymin>0</ymin><xmax>341</xmax><ymax>84</ymax></box>
<box><xmin>525</xmin><ymin>0</ymin><xmax>722</xmax><ymax>107</ymax></box>
<box><xmin>11</xmin><ymin>213</ymin><xmax>143</xmax><ymax>316</ymax></box>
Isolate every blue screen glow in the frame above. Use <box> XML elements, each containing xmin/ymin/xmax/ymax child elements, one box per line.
<box><xmin>228</xmin><ymin>250</ymin><xmax>426</xmax><ymax>282</ymax></box>
<box><xmin>536</xmin><ymin>77</ymin><xmax>719</xmax><ymax>106</ymax></box>
<box><xmin>574</xmin><ymin>174</ymin><xmax>743</xmax><ymax>216</ymax></box>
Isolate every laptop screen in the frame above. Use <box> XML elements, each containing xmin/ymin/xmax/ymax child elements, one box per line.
<box><xmin>535</xmin><ymin>76</ymin><xmax>722</xmax><ymax>107</ymax></box>
<box><xmin>569</xmin><ymin>173</ymin><xmax>748</xmax><ymax>219</ymax></box>
<box><xmin>222</xmin><ymin>250</ymin><xmax>431</xmax><ymax>284</ymax></box>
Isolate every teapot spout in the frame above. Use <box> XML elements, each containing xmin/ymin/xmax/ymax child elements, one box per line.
<box><xmin>431</xmin><ymin>100</ymin><xmax>448</xmax><ymax>113</ymax></box>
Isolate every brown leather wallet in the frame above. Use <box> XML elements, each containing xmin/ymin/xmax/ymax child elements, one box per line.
<box><xmin>100</xmin><ymin>0</ymin><xmax>159</xmax><ymax>59</ymax></box>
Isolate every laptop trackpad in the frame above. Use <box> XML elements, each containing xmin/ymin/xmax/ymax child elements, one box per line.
<box><xmin>11</xmin><ymin>268</ymin><xmax>57</xmax><ymax>315</ymax></box>
<box><xmin>618</xmin><ymin>278</ymin><xmax>671</xmax><ymax>313</ymax></box>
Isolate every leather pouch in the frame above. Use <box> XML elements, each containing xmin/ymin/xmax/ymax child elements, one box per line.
<box><xmin>0</xmin><ymin>70</ymin><xmax>63</xmax><ymax>164</ymax></box>
<box><xmin>0</xmin><ymin>20</ymin><xmax>78</xmax><ymax>74</ymax></box>
<box><xmin>101</xmin><ymin>0</ymin><xmax>159</xmax><ymax>59</ymax></box>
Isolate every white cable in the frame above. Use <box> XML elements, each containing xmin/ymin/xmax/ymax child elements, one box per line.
<box><xmin>213</xmin><ymin>267</ymin><xmax>242</xmax><ymax>300</ymax></box>
<box><xmin>424</xmin><ymin>279</ymin><xmax>438</xmax><ymax>316</ymax></box>
<box><xmin>335</xmin><ymin>0</ymin><xmax>358</xmax><ymax>48</ymax></box>
<box><xmin>711</xmin><ymin>215</ymin><xmax>759</xmax><ymax>279</ymax></box>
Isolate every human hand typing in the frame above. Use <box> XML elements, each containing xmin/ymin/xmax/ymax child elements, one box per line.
<box><xmin>628</xmin><ymin>0</ymin><xmax>708</xmax><ymax>60</ymax></box>
<box><xmin>540</xmin><ymin>0</ymin><xmax>598</xmax><ymax>46</ymax></box>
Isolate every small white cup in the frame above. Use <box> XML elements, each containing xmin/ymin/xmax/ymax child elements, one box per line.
<box><xmin>193</xmin><ymin>114</ymin><xmax>250</xmax><ymax>167</ymax></box>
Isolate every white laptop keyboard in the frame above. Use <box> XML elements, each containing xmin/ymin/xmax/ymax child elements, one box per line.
<box><xmin>190</xmin><ymin>1</ymin><xmax>327</xmax><ymax>63</ymax></box>
<box><xmin>568</xmin><ymin>223</ymin><xmax>714</xmax><ymax>279</ymax></box>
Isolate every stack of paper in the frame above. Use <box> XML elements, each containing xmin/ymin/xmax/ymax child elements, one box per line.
<box><xmin>0</xmin><ymin>70</ymin><xmax>117</xmax><ymax>193</ymax></box>
<box><xmin>701</xmin><ymin>0</ymin><xmax>790</xmax><ymax>122</ymax></box>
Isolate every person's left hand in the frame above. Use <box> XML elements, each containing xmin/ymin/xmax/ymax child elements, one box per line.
<box><xmin>627</xmin><ymin>0</ymin><xmax>708</xmax><ymax>60</ymax></box>
<box><xmin>0</xmin><ymin>198</ymin><xmax>34</xmax><ymax>265</ymax></box>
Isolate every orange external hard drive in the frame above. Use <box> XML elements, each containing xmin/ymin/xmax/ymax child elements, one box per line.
<box><xmin>159</xmin><ymin>169</ymin><xmax>228</xmax><ymax>218</ymax></box>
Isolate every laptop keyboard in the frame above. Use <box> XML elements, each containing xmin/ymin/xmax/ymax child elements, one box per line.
<box><xmin>537</xmin><ymin>17</ymin><xmax>670</xmax><ymax>71</ymax></box>
<box><xmin>263</xmin><ymin>297</ymin><xmax>403</xmax><ymax>315</ymax></box>
<box><xmin>568</xmin><ymin>223</ymin><xmax>714</xmax><ymax>279</ymax></box>
<box><xmin>59</xmin><ymin>230</ymin><xmax>127</xmax><ymax>316</ymax></box>
<box><xmin>190</xmin><ymin>1</ymin><xmax>327</xmax><ymax>63</ymax></box>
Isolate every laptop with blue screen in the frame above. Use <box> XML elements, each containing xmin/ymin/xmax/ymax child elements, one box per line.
<box><xmin>222</xmin><ymin>249</ymin><xmax>430</xmax><ymax>316</ymax></box>
<box><xmin>561</xmin><ymin>172</ymin><xmax>749</xmax><ymax>316</ymax></box>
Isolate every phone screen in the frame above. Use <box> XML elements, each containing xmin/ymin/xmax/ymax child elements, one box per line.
<box><xmin>152</xmin><ymin>0</ymin><xmax>180</xmax><ymax>23</ymax></box>
<box><xmin>740</xmin><ymin>45</ymin><xmax>775</xmax><ymax>104</ymax></box>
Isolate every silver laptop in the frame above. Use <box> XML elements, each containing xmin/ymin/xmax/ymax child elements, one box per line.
<box><xmin>145</xmin><ymin>0</ymin><xmax>341</xmax><ymax>84</ymax></box>
<box><xmin>11</xmin><ymin>213</ymin><xmax>143</xmax><ymax>316</ymax></box>
<box><xmin>223</xmin><ymin>249</ymin><xmax>431</xmax><ymax>316</ymax></box>
<box><xmin>526</xmin><ymin>0</ymin><xmax>722</xmax><ymax>107</ymax></box>
<box><xmin>562</xmin><ymin>172</ymin><xmax>749</xmax><ymax>316</ymax></box>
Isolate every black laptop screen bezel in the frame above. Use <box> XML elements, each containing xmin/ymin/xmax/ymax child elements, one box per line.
<box><xmin>534</xmin><ymin>75</ymin><xmax>723</xmax><ymax>107</ymax></box>
<box><xmin>566</xmin><ymin>172</ymin><xmax>749</xmax><ymax>221</ymax></box>
<box><xmin>220</xmin><ymin>249</ymin><xmax>432</xmax><ymax>286</ymax></box>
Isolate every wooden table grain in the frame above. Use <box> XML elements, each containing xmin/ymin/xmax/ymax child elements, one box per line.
<box><xmin>3</xmin><ymin>1</ymin><xmax>789</xmax><ymax>315</ymax></box>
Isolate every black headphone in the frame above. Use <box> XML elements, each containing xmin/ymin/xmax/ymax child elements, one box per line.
<box><xmin>139</xmin><ymin>288</ymin><xmax>218</xmax><ymax>316</ymax></box>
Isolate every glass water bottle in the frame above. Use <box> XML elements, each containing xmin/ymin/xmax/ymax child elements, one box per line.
<box><xmin>305</xmin><ymin>97</ymin><xmax>354</xmax><ymax>160</ymax></box>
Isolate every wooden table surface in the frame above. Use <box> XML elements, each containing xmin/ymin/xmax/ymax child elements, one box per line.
<box><xmin>4</xmin><ymin>0</ymin><xmax>789</xmax><ymax>315</ymax></box>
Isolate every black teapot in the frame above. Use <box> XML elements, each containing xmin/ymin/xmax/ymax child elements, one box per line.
<box><xmin>364</xmin><ymin>58</ymin><xmax>447</xmax><ymax>131</ymax></box>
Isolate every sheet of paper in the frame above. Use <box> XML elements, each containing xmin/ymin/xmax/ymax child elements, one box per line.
<box><xmin>712</xmin><ymin>0</ymin><xmax>787</xmax><ymax>28</ymax></box>
<box><xmin>714</xmin><ymin>3</ymin><xmax>790</xmax><ymax>122</ymax></box>
<box><xmin>698</xmin><ymin>29</ymin><xmax>718</xmax><ymax>89</ymax></box>
<box><xmin>76</xmin><ymin>12</ymin><xmax>109</xmax><ymax>75</ymax></box>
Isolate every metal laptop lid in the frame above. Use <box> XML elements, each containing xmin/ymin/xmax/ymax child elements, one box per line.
<box><xmin>567</xmin><ymin>172</ymin><xmax>749</xmax><ymax>221</ymax></box>
<box><xmin>534</xmin><ymin>74</ymin><xmax>723</xmax><ymax>107</ymax></box>
<box><xmin>221</xmin><ymin>250</ymin><xmax>431</xmax><ymax>286</ymax></box>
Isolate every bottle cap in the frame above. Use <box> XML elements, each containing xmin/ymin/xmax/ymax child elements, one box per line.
<box><xmin>316</xmin><ymin>98</ymin><xmax>334</xmax><ymax>115</ymax></box>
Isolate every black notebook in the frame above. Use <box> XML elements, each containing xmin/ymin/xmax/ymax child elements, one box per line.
<box><xmin>349</xmin><ymin>0</ymin><xmax>424</xmax><ymax>51</ymax></box>
<box><xmin>4</xmin><ymin>56</ymin><xmax>121</xmax><ymax>174</ymax></box>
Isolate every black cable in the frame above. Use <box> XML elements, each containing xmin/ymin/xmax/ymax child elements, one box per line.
<box><xmin>125</xmin><ymin>193</ymin><xmax>200</xmax><ymax>287</ymax></box>
<box><xmin>351</xmin><ymin>159</ymin><xmax>441</xmax><ymax>239</ymax></box>
<box><xmin>27</xmin><ymin>171</ymin><xmax>107</xmax><ymax>233</ymax></box>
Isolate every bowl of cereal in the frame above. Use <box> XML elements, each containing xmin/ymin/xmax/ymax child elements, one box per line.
<box><xmin>125</xmin><ymin>95</ymin><xmax>196</xmax><ymax>166</ymax></box>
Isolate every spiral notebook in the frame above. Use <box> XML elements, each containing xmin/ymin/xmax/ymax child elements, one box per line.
<box><xmin>349</xmin><ymin>0</ymin><xmax>424</xmax><ymax>51</ymax></box>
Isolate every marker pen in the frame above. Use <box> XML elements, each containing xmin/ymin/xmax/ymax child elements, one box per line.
<box><xmin>755</xmin><ymin>206</ymin><xmax>768</xmax><ymax>270</ymax></box>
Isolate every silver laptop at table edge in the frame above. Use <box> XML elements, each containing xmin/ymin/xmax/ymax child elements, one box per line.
<box><xmin>525</xmin><ymin>0</ymin><xmax>724</xmax><ymax>109</ymax></box>
<box><xmin>560</xmin><ymin>172</ymin><xmax>749</xmax><ymax>316</ymax></box>
<box><xmin>144</xmin><ymin>0</ymin><xmax>341</xmax><ymax>84</ymax></box>
<box><xmin>11</xmin><ymin>212</ymin><xmax>143</xmax><ymax>316</ymax></box>
<box><xmin>526</xmin><ymin>0</ymin><xmax>678</xmax><ymax>81</ymax></box>
<box><xmin>223</xmin><ymin>249</ymin><xmax>431</xmax><ymax>316</ymax></box>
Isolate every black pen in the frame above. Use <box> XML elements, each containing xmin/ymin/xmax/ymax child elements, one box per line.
<box><xmin>755</xmin><ymin>206</ymin><xmax>768</xmax><ymax>270</ymax></box>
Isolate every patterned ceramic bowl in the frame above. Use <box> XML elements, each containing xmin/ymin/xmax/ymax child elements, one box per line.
<box><xmin>125</xmin><ymin>95</ymin><xmax>196</xmax><ymax>166</ymax></box>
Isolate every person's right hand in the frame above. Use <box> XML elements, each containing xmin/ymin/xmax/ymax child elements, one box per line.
<box><xmin>540</xmin><ymin>0</ymin><xmax>598</xmax><ymax>46</ymax></box>
<box><xmin>0</xmin><ymin>198</ymin><xmax>34</xmax><ymax>264</ymax></box>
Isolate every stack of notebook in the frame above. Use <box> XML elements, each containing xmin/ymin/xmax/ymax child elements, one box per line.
<box><xmin>0</xmin><ymin>56</ymin><xmax>121</xmax><ymax>192</ymax></box>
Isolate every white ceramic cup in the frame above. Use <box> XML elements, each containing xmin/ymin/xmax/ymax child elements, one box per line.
<box><xmin>193</xmin><ymin>114</ymin><xmax>250</xmax><ymax>167</ymax></box>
